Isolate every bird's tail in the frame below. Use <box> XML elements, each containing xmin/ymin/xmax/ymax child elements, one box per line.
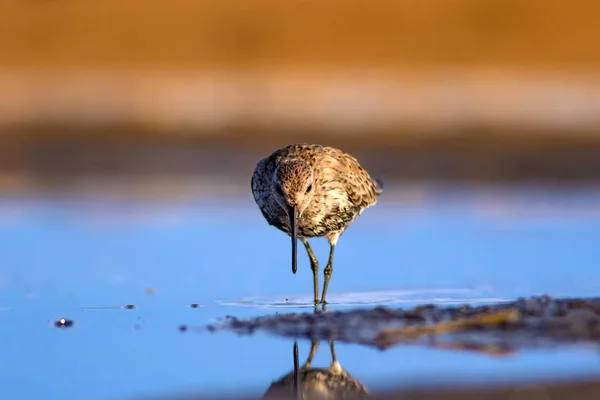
<box><xmin>375</xmin><ymin>178</ymin><xmax>384</xmax><ymax>194</ymax></box>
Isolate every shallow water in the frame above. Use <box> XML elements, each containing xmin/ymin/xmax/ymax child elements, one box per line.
<box><xmin>1</xmin><ymin>185</ymin><xmax>600</xmax><ymax>399</ymax></box>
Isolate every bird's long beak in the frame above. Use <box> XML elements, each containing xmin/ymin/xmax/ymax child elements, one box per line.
<box><xmin>288</xmin><ymin>205</ymin><xmax>298</xmax><ymax>274</ymax></box>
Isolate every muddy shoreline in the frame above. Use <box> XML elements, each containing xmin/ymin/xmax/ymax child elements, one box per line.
<box><xmin>209</xmin><ymin>295</ymin><xmax>600</xmax><ymax>350</ymax></box>
<box><xmin>157</xmin><ymin>296</ymin><xmax>600</xmax><ymax>400</ymax></box>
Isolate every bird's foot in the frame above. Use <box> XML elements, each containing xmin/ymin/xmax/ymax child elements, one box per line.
<box><xmin>319</xmin><ymin>300</ymin><xmax>329</xmax><ymax>312</ymax></box>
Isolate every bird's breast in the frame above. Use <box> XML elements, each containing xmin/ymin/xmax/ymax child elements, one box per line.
<box><xmin>261</xmin><ymin>190</ymin><xmax>361</xmax><ymax>237</ymax></box>
<box><xmin>297</xmin><ymin>204</ymin><xmax>360</xmax><ymax>237</ymax></box>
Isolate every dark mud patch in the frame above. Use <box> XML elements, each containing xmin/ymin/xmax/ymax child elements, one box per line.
<box><xmin>53</xmin><ymin>318</ymin><xmax>74</xmax><ymax>328</ymax></box>
<box><xmin>207</xmin><ymin>296</ymin><xmax>600</xmax><ymax>354</ymax></box>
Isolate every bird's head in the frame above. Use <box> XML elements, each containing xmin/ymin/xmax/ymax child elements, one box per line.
<box><xmin>272</xmin><ymin>159</ymin><xmax>316</xmax><ymax>216</ymax></box>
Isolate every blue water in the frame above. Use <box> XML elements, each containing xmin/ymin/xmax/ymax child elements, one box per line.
<box><xmin>1</xmin><ymin>185</ymin><xmax>600</xmax><ymax>399</ymax></box>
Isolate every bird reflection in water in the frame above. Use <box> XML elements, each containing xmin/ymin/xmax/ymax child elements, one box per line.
<box><xmin>263</xmin><ymin>340</ymin><xmax>369</xmax><ymax>400</ymax></box>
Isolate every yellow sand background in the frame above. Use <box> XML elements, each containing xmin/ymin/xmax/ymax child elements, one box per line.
<box><xmin>2</xmin><ymin>0</ymin><xmax>600</xmax><ymax>132</ymax></box>
<box><xmin>2</xmin><ymin>0</ymin><xmax>599</xmax><ymax>70</ymax></box>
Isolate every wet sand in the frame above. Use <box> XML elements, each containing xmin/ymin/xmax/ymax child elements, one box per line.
<box><xmin>160</xmin><ymin>296</ymin><xmax>600</xmax><ymax>400</ymax></box>
<box><xmin>211</xmin><ymin>295</ymin><xmax>600</xmax><ymax>351</ymax></box>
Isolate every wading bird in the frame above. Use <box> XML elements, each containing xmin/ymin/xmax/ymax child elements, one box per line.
<box><xmin>251</xmin><ymin>144</ymin><xmax>383</xmax><ymax>305</ymax></box>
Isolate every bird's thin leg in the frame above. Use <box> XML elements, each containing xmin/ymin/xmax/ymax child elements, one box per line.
<box><xmin>329</xmin><ymin>341</ymin><xmax>337</xmax><ymax>363</ymax></box>
<box><xmin>301</xmin><ymin>238</ymin><xmax>319</xmax><ymax>305</ymax></box>
<box><xmin>301</xmin><ymin>340</ymin><xmax>320</xmax><ymax>370</ymax></box>
<box><xmin>320</xmin><ymin>240</ymin><xmax>336</xmax><ymax>304</ymax></box>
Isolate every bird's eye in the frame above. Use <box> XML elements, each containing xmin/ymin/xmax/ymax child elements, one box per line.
<box><xmin>306</xmin><ymin>184</ymin><xmax>312</xmax><ymax>193</ymax></box>
<box><xmin>276</xmin><ymin>186</ymin><xmax>284</xmax><ymax>196</ymax></box>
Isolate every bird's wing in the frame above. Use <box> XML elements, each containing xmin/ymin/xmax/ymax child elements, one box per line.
<box><xmin>322</xmin><ymin>147</ymin><xmax>382</xmax><ymax>210</ymax></box>
<box><xmin>251</xmin><ymin>157</ymin><xmax>272</xmax><ymax>215</ymax></box>
<box><xmin>251</xmin><ymin>154</ymin><xmax>286</xmax><ymax>227</ymax></box>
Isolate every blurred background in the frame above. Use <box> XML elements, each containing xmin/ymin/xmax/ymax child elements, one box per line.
<box><xmin>3</xmin><ymin>2</ymin><xmax>600</xmax><ymax>399</ymax></box>
<box><xmin>2</xmin><ymin>0</ymin><xmax>600</xmax><ymax>200</ymax></box>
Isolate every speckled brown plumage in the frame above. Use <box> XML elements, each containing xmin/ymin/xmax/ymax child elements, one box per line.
<box><xmin>251</xmin><ymin>143</ymin><xmax>383</xmax><ymax>305</ymax></box>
